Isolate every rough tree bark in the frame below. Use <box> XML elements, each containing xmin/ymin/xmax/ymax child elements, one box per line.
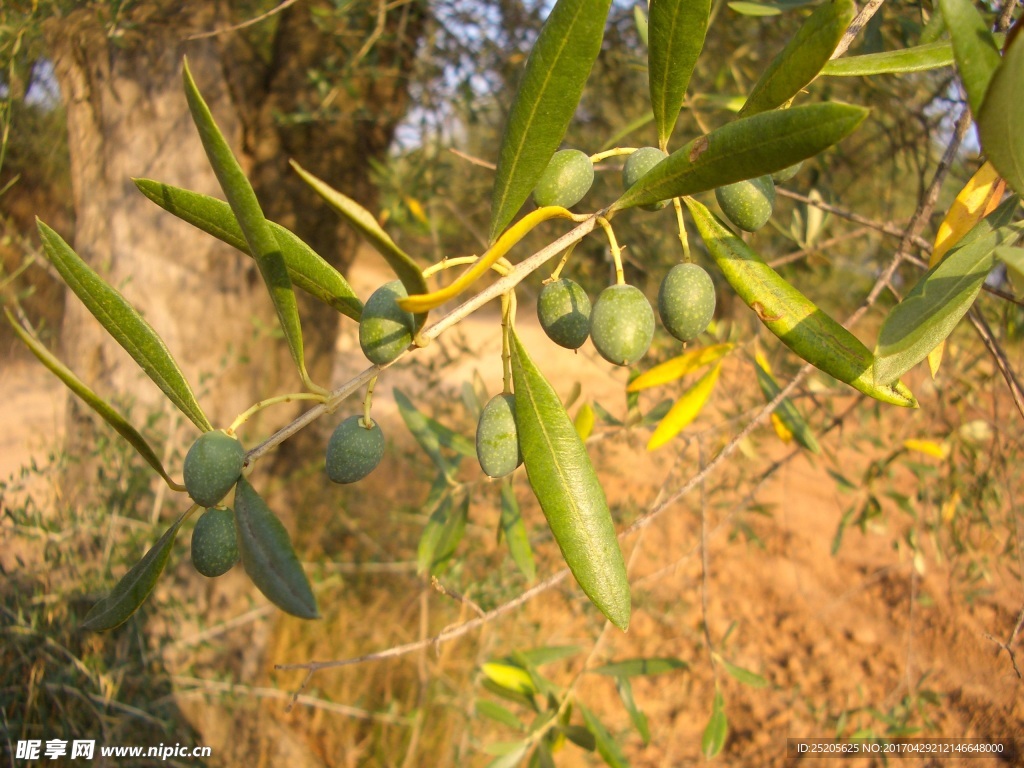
<box><xmin>43</xmin><ymin>1</ymin><xmax>422</xmax><ymax>497</ymax></box>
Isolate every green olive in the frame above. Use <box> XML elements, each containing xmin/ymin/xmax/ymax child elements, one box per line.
<box><xmin>537</xmin><ymin>278</ymin><xmax>591</xmax><ymax>350</ymax></box>
<box><xmin>532</xmin><ymin>149</ymin><xmax>595</xmax><ymax>209</ymax></box>
<box><xmin>476</xmin><ymin>394</ymin><xmax>522</xmax><ymax>478</ymax></box>
<box><xmin>183</xmin><ymin>430</ymin><xmax>245</xmax><ymax>508</ymax></box>
<box><xmin>326</xmin><ymin>415</ymin><xmax>385</xmax><ymax>484</ymax></box>
<box><xmin>715</xmin><ymin>175</ymin><xmax>776</xmax><ymax>232</ymax></box>
<box><xmin>658</xmin><ymin>263</ymin><xmax>717</xmax><ymax>342</ymax></box>
<box><xmin>590</xmin><ymin>284</ymin><xmax>655</xmax><ymax>366</ymax></box>
<box><xmin>359</xmin><ymin>280</ymin><xmax>415</xmax><ymax>365</ymax></box>
<box><xmin>622</xmin><ymin>147</ymin><xmax>669</xmax><ymax>211</ymax></box>
<box><xmin>191</xmin><ymin>507</ymin><xmax>239</xmax><ymax>577</ymax></box>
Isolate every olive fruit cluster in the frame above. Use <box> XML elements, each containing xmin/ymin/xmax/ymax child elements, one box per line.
<box><xmin>326</xmin><ymin>415</ymin><xmax>385</xmax><ymax>484</ymax></box>
<box><xmin>532</xmin><ymin>149</ymin><xmax>594</xmax><ymax>209</ymax></box>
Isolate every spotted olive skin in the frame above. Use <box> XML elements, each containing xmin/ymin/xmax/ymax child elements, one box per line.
<box><xmin>658</xmin><ymin>263</ymin><xmax>717</xmax><ymax>342</ymax></box>
<box><xmin>359</xmin><ymin>280</ymin><xmax>415</xmax><ymax>365</ymax></box>
<box><xmin>590</xmin><ymin>284</ymin><xmax>655</xmax><ymax>366</ymax></box>
<box><xmin>715</xmin><ymin>175</ymin><xmax>776</xmax><ymax>232</ymax></box>
<box><xmin>532</xmin><ymin>149</ymin><xmax>595</xmax><ymax>209</ymax></box>
<box><xmin>771</xmin><ymin>161</ymin><xmax>803</xmax><ymax>184</ymax></box>
<box><xmin>537</xmin><ymin>278</ymin><xmax>591</xmax><ymax>349</ymax></box>
<box><xmin>326</xmin><ymin>415</ymin><xmax>385</xmax><ymax>484</ymax></box>
<box><xmin>191</xmin><ymin>506</ymin><xmax>239</xmax><ymax>577</ymax></box>
<box><xmin>183</xmin><ymin>430</ymin><xmax>245</xmax><ymax>509</ymax></box>
<box><xmin>622</xmin><ymin>147</ymin><xmax>669</xmax><ymax>211</ymax></box>
<box><xmin>476</xmin><ymin>394</ymin><xmax>522</xmax><ymax>478</ymax></box>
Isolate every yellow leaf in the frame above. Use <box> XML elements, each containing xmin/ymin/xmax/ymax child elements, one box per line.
<box><xmin>928</xmin><ymin>162</ymin><xmax>1005</xmax><ymax>377</ymax></box>
<box><xmin>481</xmin><ymin>663</ymin><xmax>536</xmax><ymax>694</ymax></box>
<box><xmin>404</xmin><ymin>196</ymin><xmax>429</xmax><ymax>226</ymax></box>
<box><xmin>753</xmin><ymin>348</ymin><xmax>774</xmax><ymax>377</ymax></box>
<box><xmin>574</xmin><ymin>402</ymin><xmax>595</xmax><ymax>440</ymax></box>
<box><xmin>941</xmin><ymin>490</ymin><xmax>960</xmax><ymax>523</ymax></box>
<box><xmin>647</xmin><ymin>363</ymin><xmax>722</xmax><ymax>450</ymax></box>
<box><xmin>628</xmin><ymin>343</ymin><xmax>734</xmax><ymax>392</ymax></box>
<box><xmin>902</xmin><ymin>438</ymin><xmax>950</xmax><ymax>460</ymax></box>
<box><xmin>770</xmin><ymin>412</ymin><xmax>794</xmax><ymax>443</ymax></box>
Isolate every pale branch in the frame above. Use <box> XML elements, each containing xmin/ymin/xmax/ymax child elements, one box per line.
<box><xmin>832</xmin><ymin>0</ymin><xmax>886</xmax><ymax>60</ymax></box>
<box><xmin>967</xmin><ymin>308</ymin><xmax>1024</xmax><ymax>422</ymax></box>
<box><xmin>185</xmin><ymin>0</ymin><xmax>302</xmax><ymax>40</ymax></box>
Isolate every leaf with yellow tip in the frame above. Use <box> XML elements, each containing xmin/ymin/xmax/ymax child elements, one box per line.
<box><xmin>927</xmin><ymin>162</ymin><xmax>1005</xmax><ymax>376</ymax></box>
<box><xmin>647</xmin><ymin>363</ymin><xmax>721</xmax><ymax>450</ymax></box>
<box><xmin>482</xmin><ymin>662</ymin><xmax>538</xmax><ymax>695</ymax></box>
<box><xmin>405</xmin><ymin>197</ymin><xmax>429</xmax><ymax>226</ymax></box>
<box><xmin>902</xmin><ymin>438</ymin><xmax>950</xmax><ymax>460</ymax></box>
<box><xmin>574</xmin><ymin>402</ymin><xmax>595</xmax><ymax>440</ymax></box>
<box><xmin>770</xmin><ymin>412</ymin><xmax>794</xmax><ymax>443</ymax></box>
<box><xmin>628</xmin><ymin>343</ymin><xmax>733</xmax><ymax>392</ymax></box>
<box><xmin>941</xmin><ymin>489</ymin><xmax>961</xmax><ymax>523</ymax></box>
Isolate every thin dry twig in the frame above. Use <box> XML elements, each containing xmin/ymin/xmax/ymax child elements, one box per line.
<box><xmin>185</xmin><ymin>0</ymin><xmax>302</xmax><ymax>40</ymax></box>
<box><xmin>832</xmin><ymin>0</ymin><xmax>886</xmax><ymax>60</ymax></box>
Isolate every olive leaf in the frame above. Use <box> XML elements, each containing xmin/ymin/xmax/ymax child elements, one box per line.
<box><xmin>874</xmin><ymin>196</ymin><xmax>1022</xmax><ymax>386</ymax></box>
<box><xmin>753</xmin><ymin>353</ymin><xmax>821</xmax><ymax>454</ymax></box>
<box><xmin>182</xmin><ymin>60</ymin><xmax>315</xmax><ymax>391</ymax></box>
<box><xmin>701</xmin><ymin>688</ymin><xmax>729</xmax><ymax>759</ymax></box>
<box><xmin>133</xmin><ymin>179</ymin><xmax>362</xmax><ymax>321</ymax></box>
<box><xmin>500</xmin><ymin>480</ymin><xmax>536</xmax><ymax>582</ymax></box>
<box><xmin>738</xmin><ymin>0</ymin><xmax>854</xmax><ymax>116</ymax></box>
<box><xmin>5</xmin><ymin>309</ymin><xmax>180</xmax><ymax>489</ymax></box>
<box><xmin>647</xmin><ymin>362</ymin><xmax>722</xmax><ymax>451</ymax></box>
<box><xmin>822</xmin><ymin>40</ymin><xmax>956</xmax><ymax>76</ymax></box>
<box><xmin>394</xmin><ymin>388</ymin><xmax>471</xmax><ymax>479</ymax></box>
<box><xmin>634</xmin><ymin>4</ymin><xmax>649</xmax><ymax>47</ymax></box>
<box><xmin>476</xmin><ymin>700</ymin><xmax>525</xmax><ymax>731</ymax></box>
<box><xmin>716</xmin><ymin>655</ymin><xmax>770</xmax><ymax>688</ymax></box>
<box><xmin>628</xmin><ymin>343</ymin><xmax>734</xmax><ymax>391</ymax></box>
<box><xmin>482</xmin><ymin>662</ymin><xmax>538</xmax><ymax>696</ymax></box>
<box><xmin>510</xmin><ymin>330</ymin><xmax>630</xmax><ymax>631</ymax></box>
<box><xmin>939</xmin><ymin>0</ymin><xmax>1002</xmax><ymax>116</ymax></box>
<box><xmin>35</xmin><ymin>221</ymin><xmax>212</xmax><ymax>433</ymax></box>
<box><xmin>589</xmin><ymin>657</ymin><xmax>689</xmax><ymax>676</ymax></box>
<box><xmin>978</xmin><ymin>32</ymin><xmax>1024</xmax><ymax>197</ymax></box>
<box><xmin>81</xmin><ymin>510</ymin><xmax>189</xmax><ymax>631</ymax></box>
<box><xmin>484</xmin><ymin>743</ymin><xmax>530</xmax><ymax>768</ymax></box>
<box><xmin>415</xmin><ymin>472</ymin><xmax>452</xmax><ymax>575</ymax></box>
<box><xmin>684</xmin><ymin>197</ymin><xmax>918</xmax><ymax>407</ymax></box>
<box><xmin>488</xmin><ymin>0</ymin><xmax>612</xmax><ymax>242</ymax></box>
<box><xmin>613</xmin><ymin>676</ymin><xmax>651</xmax><ymax>744</ymax></box>
<box><xmin>290</xmin><ymin>161</ymin><xmax>429</xmax><ymax>329</ymax></box>
<box><xmin>648</xmin><ymin>0</ymin><xmax>711</xmax><ymax>148</ymax></box>
<box><xmin>579</xmin><ymin>703</ymin><xmax>629</xmax><ymax>768</ymax></box>
<box><xmin>612</xmin><ymin>102</ymin><xmax>868</xmax><ymax>211</ymax></box>
<box><xmin>234</xmin><ymin>478</ymin><xmax>319</xmax><ymax>619</ymax></box>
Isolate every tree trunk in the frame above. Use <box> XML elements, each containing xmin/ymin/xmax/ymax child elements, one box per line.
<box><xmin>43</xmin><ymin>1</ymin><xmax>422</xmax><ymax>497</ymax></box>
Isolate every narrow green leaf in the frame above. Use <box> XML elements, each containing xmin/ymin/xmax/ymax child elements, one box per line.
<box><xmin>82</xmin><ymin>511</ymin><xmax>188</xmax><ymax>631</ymax></box>
<box><xmin>233</xmin><ymin>478</ymin><xmax>319</xmax><ymax>619</ymax></box>
<box><xmin>939</xmin><ymin>0</ymin><xmax>1002</xmax><ymax>116</ymax></box>
<box><xmin>753</xmin><ymin>357</ymin><xmax>821</xmax><ymax>454</ymax></box>
<box><xmin>701</xmin><ymin>689</ymin><xmax>728</xmax><ymax>759</ymax></box>
<box><xmin>477</xmin><ymin>700</ymin><xmax>526</xmax><ymax>731</ymax></box>
<box><xmin>501</xmin><ymin>480</ymin><xmax>536</xmax><ymax>582</ymax></box>
<box><xmin>488</xmin><ymin>0</ymin><xmax>612</xmax><ymax>242</ymax></box>
<box><xmin>133</xmin><ymin>179</ymin><xmax>362</xmax><ymax>321</ymax></box>
<box><xmin>182</xmin><ymin>60</ymin><xmax>312</xmax><ymax>388</ymax></box>
<box><xmin>874</xmin><ymin>196</ymin><xmax>1021</xmax><ymax>385</ymax></box>
<box><xmin>978</xmin><ymin>33</ymin><xmax>1024</xmax><ymax>197</ymax></box>
<box><xmin>612</xmin><ymin>103</ymin><xmax>868</xmax><ymax>211</ymax></box>
<box><xmin>561</xmin><ymin>725</ymin><xmax>597</xmax><ymax>751</ymax></box>
<box><xmin>579</xmin><ymin>704</ymin><xmax>629</xmax><ymax>768</ymax></box>
<box><xmin>5</xmin><ymin>309</ymin><xmax>179</xmax><ymax>488</ymax></box>
<box><xmin>516</xmin><ymin>646</ymin><xmax>582</xmax><ymax>667</ymax></box>
<box><xmin>533</xmin><ymin>741</ymin><xmax>556</xmax><ymax>768</ymax></box>
<box><xmin>486</xmin><ymin>746</ymin><xmax>529</xmax><ymax>768</ymax></box>
<box><xmin>615</xmin><ymin>677</ymin><xmax>651</xmax><ymax>745</ymax></box>
<box><xmin>481</xmin><ymin>679</ymin><xmax>537</xmax><ymax>710</ymax></box>
<box><xmin>648</xmin><ymin>0</ymin><xmax>712</xmax><ymax>147</ymax></box>
<box><xmin>728</xmin><ymin>2</ymin><xmax>782</xmax><ymax>16</ymax></box>
<box><xmin>822</xmin><ymin>41</ymin><xmax>955</xmax><ymax>76</ymax></box>
<box><xmin>739</xmin><ymin>0</ymin><xmax>855</xmax><ymax>117</ymax></box>
<box><xmin>634</xmin><ymin>4</ymin><xmax>649</xmax><ymax>47</ymax></box>
<box><xmin>590</xmin><ymin>657</ymin><xmax>689</xmax><ymax>677</ymax></box>
<box><xmin>416</xmin><ymin>474</ymin><xmax>454</xmax><ymax>575</ymax></box>
<box><xmin>510</xmin><ymin>331</ymin><xmax>630</xmax><ymax>631</ymax></box>
<box><xmin>35</xmin><ymin>221</ymin><xmax>212</xmax><ymax>433</ymax></box>
<box><xmin>290</xmin><ymin>161</ymin><xmax>428</xmax><ymax>329</ymax></box>
<box><xmin>433</xmin><ymin>493</ymin><xmax>470</xmax><ymax>575</ymax></box>
<box><xmin>718</xmin><ymin>657</ymin><xmax>769</xmax><ymax>688</ymax></box>
<box><xmin>394</xmin><ymin>388</ymin><xmax>463</xmax><ymax>477</ymax></box>
<box><xmin>684</xmin><ymin>197</ymin><xmax>918</xmax><ymax>407</ymax></box>
<box><xmin>996</xmin><ymin>246</ymin><xmax>1024</xmax><ymax>288</ymax></box>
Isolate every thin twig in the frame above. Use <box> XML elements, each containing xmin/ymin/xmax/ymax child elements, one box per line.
<box><xmin>832</xmin><ymin>0</ymin><xmax>887</xmax><ymax>60</ymax></box>
<box><xmin>185</xmin><ymin>0</ymin><xmax>302</xmax><ymax>40</ymax></box>
<box><xmin>967</xmin><ymin>309</ymin><xmax>1024</xmax><ymax>422</ymax></box>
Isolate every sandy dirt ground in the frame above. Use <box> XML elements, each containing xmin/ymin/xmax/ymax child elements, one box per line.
<box><xmin>2</xmin><ymin>249</ymin><xmax>1021</xmax><ymax>767</ymax></box>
